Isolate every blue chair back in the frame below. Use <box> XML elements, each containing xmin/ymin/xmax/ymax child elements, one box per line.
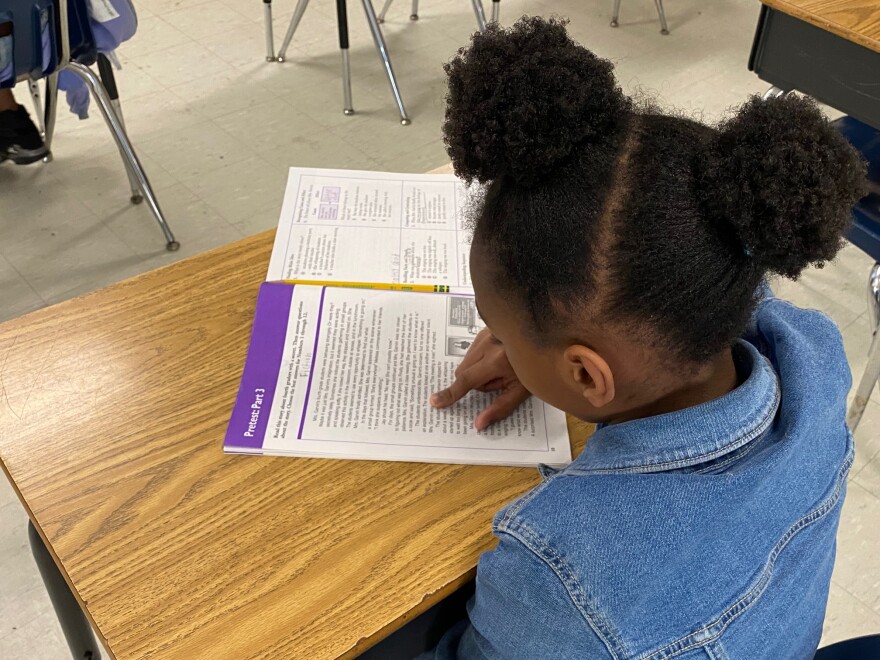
<box><xmin>0</xmin><ymin>0</ymin><xmax>96</xmax><ymax>88</ymax></box>
<box><xmin>836</xmin><ymin>115</ymin><xmax>880</xmax><ymax>184</ymax></box>
<box><xmin>814</xmin><ymin>633</ymin><xmax>880</xmax><ymax>659</ymax></box>
<box><xmin>834</xmin><ymin>116</ymin><xmax>880</xmax><ymax>263</ymax></box>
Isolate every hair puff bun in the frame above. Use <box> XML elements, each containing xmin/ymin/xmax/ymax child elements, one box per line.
<box><xmin>698</xmin><ymin>95</ymin><xmax>866</xmax><ymax>278</ymax></box>
<box><xmin>443</xmin><ymin>16</ymin><xmax>630</xmax><ymax>187</ymax></box>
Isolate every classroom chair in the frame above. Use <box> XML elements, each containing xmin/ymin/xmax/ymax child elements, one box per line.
<box><xmin>376</xmin><ymin>0</ymin><xmax>500</xmax><ymax>30</ymax></box>
<box><xmin>833</xmin><ymin>116</ymin><xmax>880</xmax><ymax>432</ymax></box>
<box><xmin>814</xmin><ymin>634</ymin><xmax>880</xmax><ymax>659</ymax></box>
<box><xmin>1</xmin><ymin>0</ymin><xmax>179</xmax><ymax>250</ymax></box>
<box><xmin>610</xmin><ymin>0</ymin><xmax>670</xmax><ymax>35</ymax></box>
<box><xmin>262</xmin><ymin>0</ymin><xmax>494</xmax><ymax>124</ymax></box>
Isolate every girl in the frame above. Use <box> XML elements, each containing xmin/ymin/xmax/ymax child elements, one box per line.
<box><xmin>426</xmin><ymin>16</ymin><xmax>866</xmax><ymax>660</ymax></box>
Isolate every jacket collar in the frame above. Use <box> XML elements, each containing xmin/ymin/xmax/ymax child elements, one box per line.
<box><xmin>561</xmin><ymin>340</ymin><xmax>780</xmax><ymax>475</ymax></box>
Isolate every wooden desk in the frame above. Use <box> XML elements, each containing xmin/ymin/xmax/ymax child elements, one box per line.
<box><xmin>750</xmin><ymin>0</ymin><xmax>880</xmax><ymax>127</ymax></box>
<box><xmin>761</xmin><ymin>0</ymin><xmax>880</xmax><ymax>52</ymax></box>
<box><xmin>0</xmin><ymin>174</ymin><xmax>592</xmax><ymax>659</ymax></box>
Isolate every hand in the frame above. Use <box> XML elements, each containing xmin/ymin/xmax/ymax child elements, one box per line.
<box><xmin>430</xmin><ymin>329</ymin><xmax>531</xmax><ymax>431</ymax></box>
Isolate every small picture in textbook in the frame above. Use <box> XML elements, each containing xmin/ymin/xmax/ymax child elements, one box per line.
<box><xmin>447</xmin><ymin>337</ymin><xmax>475</xmax><ymax>356</ymax></box>
<box><xmin>448</xmin><ymin>296</ymin><xmax>478</xmax><ymax>327</ymax></box>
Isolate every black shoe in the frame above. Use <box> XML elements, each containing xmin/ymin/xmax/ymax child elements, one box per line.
<box><xmin>0</xmin><ymin>105</ymin><xmax>49</xmax><ymax>165</ymax></box>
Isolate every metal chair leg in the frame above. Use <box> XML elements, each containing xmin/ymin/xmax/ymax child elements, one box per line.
<box><xmin>64</xmin><ymin>61</ymin><xmax>179</xmax><ymax>251</ymax></box>
<box><xmin>610</xmin><ymin>0</ymin><xmax>621</xmax><ymax>27</ymax></box>
<box><xmin>762</xmin><ymin>85</ymin><xmax>788</xmax><ymax>100</ymax></box>
<box><xmin>470</xmin><ymin>0</ymin><xmax>487</xmax><ymax>32</ymax></box>
<box><xmin>337</xmin><ymin>0</ymin><xmax>355</xmax><ymax>115</ymax></box>
<box><xmin>28</xmin><ymin>520</ymin><xmax>99</xmax><ymax>660</ymax></box>
<box><xmin>847</xmin><ymin>263</ymin><xmax>880</xmax><ymax>431</ymax></box>
<box><xmin>264</xmin><ymin>0</ymin><xmax>275</xmax><ymax>61</ymax></box>
<box><xmin>28</xmin><ymin>79</ymin><xmax>46</xmax><ymax>135</ymax></box>
<box><xmin>410</xmin><ymin>0</ymin><xmax>419</xmax><ymax>20</ymax></box>
<box><xmin>848</xmin><ymin>319</ymin><xmax>880</xmax><ymax>430</ymax></box>
<box><xmin>96</xmin><ymin>54</ymin><xmax>141</xmax><ymax>205</ymax></box>
<box><xmin>491</xmin><ymin>0</ymin><xmax>499</xmax><ymax>24</ymax></box>
<box><xmin>361</xmin><ymin>0</ymin><xmax>410</xmax><ymax>125</ymax></box>
<box><xmin>377</xmin><ymin>0</ymin><xmax>394</xmax><ymax>23</ymax></box>
<box><xmin>277</xmin><ymin>0</ymin><xmax>312</xmax><ymax>62</ymax></box>
<box><xmin>654</xmin><ymin>0</ymin><xmax>669</xmax><ymax>34</ymax></box>
<box><xmin>42</xmin><ymin>71</ymin><xmax>58</xmax><ymax>162</ymax></box>
<box><xmin>869</xmin><ymin>263</ymin><xmax>880</xmax><ymax>333</ymax></box>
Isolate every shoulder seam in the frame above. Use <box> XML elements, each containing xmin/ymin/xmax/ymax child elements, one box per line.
<box><xmin>497</xmin><ymin>519</ymin><xmax>630</xmax><ymax>660</ymax></box>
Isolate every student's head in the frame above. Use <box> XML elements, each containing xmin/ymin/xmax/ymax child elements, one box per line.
<box><xmin>444</xmin><ymin>16</ymin><xmax>866</xmax><ymax>423</ymax></box>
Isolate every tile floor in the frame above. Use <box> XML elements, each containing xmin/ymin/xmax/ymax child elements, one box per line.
<box><xmin>1</xmin><ymin>0</ymin><xmax>879</xmax><ymax>656</ymax></box>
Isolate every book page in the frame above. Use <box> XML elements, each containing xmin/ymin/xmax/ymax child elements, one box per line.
<box><xmin>225</xmin><ymin>283</ymin><xmax>571</xmax><ymax>467</ymax></box>
<box><xmin>266</xmin><ymin>168</ymin><xmax>474</xmax><ymax>287</ymax></box>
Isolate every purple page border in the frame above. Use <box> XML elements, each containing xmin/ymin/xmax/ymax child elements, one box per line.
<box><xmin>224</xmin><ymin>282</ymin><xmax>294</xmax><ymax>451</ymax></box>
<box><xmin>297</xmin><ymin>287</ymin><xmax>326</xmax><ymax>439</ymax></box>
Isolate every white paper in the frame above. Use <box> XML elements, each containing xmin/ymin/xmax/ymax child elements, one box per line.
<box><xmin>87</xmin><ymin>0</ymin><xmax>120</xmax><ymax>22</ymax></box>
<box><xmin>267</xmin><ymin>168</ymin><xmax>474</xmax><ymax>287</ymax></box>
<box><xmin>260</xmin><ymin>286</ymin><xmax>571</xmax><ymax>466</ymax></box>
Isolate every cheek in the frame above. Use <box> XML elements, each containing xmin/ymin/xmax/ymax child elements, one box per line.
<box><xmin>505</xmin><ymin>347</ymin><xmax>560</xmax><ymax>401</ymax></box>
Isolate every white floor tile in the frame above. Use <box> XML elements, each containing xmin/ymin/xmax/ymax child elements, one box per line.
<box><xmin>821</xmin><ymin>581</ymin><xmax>880</xmax><ymax>647</ymax></box>
<box><xmin>178</xmin><ymin>155</ymin><xmax>288</xmax><ymax>227</ymax></box>
<box><xmin>135</xmin><ymin>119</ymin><xmax>254</xmax><ymax>181</ymax></box>
<box><xmin>852</xmin><ymin>401</ymin><xmax>880</xmax><ymax>495</ymax></box>
<box><xmin>0</xmin><ymin>255</ymin><xmax>45</xmax><ymax>320</ymax></box>
<box><xmin>842</xmin><ymin>313</ymin><xmax>880</xmax><ymax>407</ymax></box>
<box><xmin>831</xmin><ymin>482</ymin><xmax>880</xmax><ymax>617</ymax></box>
<box><xmin>103</xmin><ymin>183</ymin><xmax>243</xmax><ymax>260</ymax></box>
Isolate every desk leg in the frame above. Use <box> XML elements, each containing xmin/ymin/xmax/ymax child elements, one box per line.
<box><xmin>361</xmin><ymin>0</ymin><xmax>410</xmax><ymax>125</ymax></box>
<box><xmin>27</xmin><ymin>521</ymin><xmax>99</xmax><ymax>660</ymax></box>
<box><xmin>264</xmin><ymin>0</ymin><xmax>275</xmax><ymax>61</ymax></box>
<box><xmin>337</xmin><ymin>0</ymin><xmax>355</xmax><ymax>115</ymax></box>
<box><xmin>470</xmin><ymin>0</ymin><xmax>487</xmax><ymax>32</ymax></box>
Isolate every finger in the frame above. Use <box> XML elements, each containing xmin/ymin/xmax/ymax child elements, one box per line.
<box><xmin>476</xmin><ymin>378</ymin><xmax>505</xmax><ymax>392</ymax></box>
<box><xmin>431</xmin><ymin>361</ymin><xmax>499</xmax><ymax>408</ymax></box>
<box><xmin>475</xmin><ymin>385</ymin><xmax>530</xmax><ymax>431</ymax></box>
<box><xmin>455</xmin><ymin>337</ymin><xmax>486</xmax><ymax>376</ymax></box>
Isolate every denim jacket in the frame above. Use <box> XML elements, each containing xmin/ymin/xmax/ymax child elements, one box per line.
<box><xmin>427</xmin><ymin>292</ymin><xmax>853</xmax><ymax>659</ymax></box>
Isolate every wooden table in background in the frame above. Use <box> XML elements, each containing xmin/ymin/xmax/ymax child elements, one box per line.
<box><xmin>0</xmin><ymin>164</ymin><xmax>593</xmax><ymax>659</ymax></box>
<box><xmin>751</xmin><ymin>0</ymin><xmax>880</xmax><ymax>126</ymax></box>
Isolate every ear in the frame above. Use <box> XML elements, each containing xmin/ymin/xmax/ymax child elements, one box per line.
<box><xmin>562</xmin><ymin>344</ymin><xmax>616</xmax><ymax>408</ymax></box>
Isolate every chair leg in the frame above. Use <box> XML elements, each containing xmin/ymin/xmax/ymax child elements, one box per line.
<box><xmin>42</xmin><ymin>71</ymin><xmax>58</xmax><ymax>162</ymax></box>
<box><xmin>868</xmin><ymin>263</ymin><xmax>880</xmax><ymax>333</ymax></box>
<box><xmin>277</xmin><ymin>0</ymin><xmax>312</xmax><ymax>62</ymax></box>
<box><xmin>654</xmin><ymin>0</ymin><xmax>669</xmax><ymax>34</ymax></box>
<box><xmin>470</xmin><ymin>0</ymin><xmax>487</xmax><ymax>32</ymax></box>
<box><xmin>28</xmin><ymin>520</ymin><xmax>99</xmax><ymax>660</ymax></box>
<box><xmin>762</xmin><ymin>85</ymin><xmax>789</xmax><ymax>100</ymax></box>
<box><xmin>610</xmin><ymin>0</ymin><xmax>621</xmax><ymax>27</ymax></box>
<box><xmin>264</xmin><ymin>0</ymin><xmax>275</xmax><ymax>61</ymax></box>
<box><xmin>337</xmin><ymin>0</ymin><xmax>355</xmax><ymax>115</ymax></box>
<box><xmin>377</xmin><ymin>0</ymin><xmax>394</xmax><ymax>23</ymax></box>
<box><xmin>96</xmin><ymin>54</ymin><xmax>141</xmax><ymax>204</ymax></box>
<box><xmin>28</xmin><ymin>79</ymin><xmax>46</xmax><ymax>135</ymax></box>
<box><xmin>64</xmin><ymin>61</ymin><xmax>179</xmax><ymax>251</ymax></box>
<box><xmin>361</xmin><ymin>0</ymin><xmax>410</xmax><ymax>125</ymax></box>
<box><xmin>847</xmin><ymin>323</ymin><xmax>880</xmax><ymax>431</ymax></box>
<box><xmin>491</xmin><ymin>0</ymin><xmax>499</xmax><ymax>24</ymax></box>
<box><xmin>410</xmin><ymin>0</ymin><xmax>419</xmax><ymax>20</ymax></box>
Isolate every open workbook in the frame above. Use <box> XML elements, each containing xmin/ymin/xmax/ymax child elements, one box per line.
<box><xmin>224</xmin><ymin>168</ymin><xmax>572</xmax><ymax>467</ymax></box>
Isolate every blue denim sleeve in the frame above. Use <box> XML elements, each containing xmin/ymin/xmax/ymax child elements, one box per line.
<box><xmin>421</xmin><ymin>533</ymin><xmax>614</xmax><ymax>659</ymax></box>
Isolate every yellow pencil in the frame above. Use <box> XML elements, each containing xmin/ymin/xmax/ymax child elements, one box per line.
<box><xmin>277</xmin><ymin>279</ymin><xmax>452</xmax><ymax>293</ymax></box>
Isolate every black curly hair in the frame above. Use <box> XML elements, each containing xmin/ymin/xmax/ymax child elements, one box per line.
<box><xmin>443</xmin><ymin>16</ymin><xmax>867</xmax><ymax>364</ymax></box>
